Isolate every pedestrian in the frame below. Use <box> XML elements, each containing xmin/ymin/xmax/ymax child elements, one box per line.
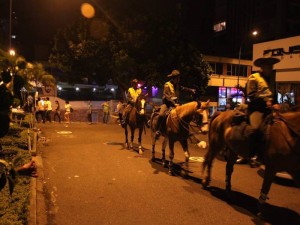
<box><xmin>44</xmin><ymin>97</ymin><xmax>52</xmax><ymax>122</ymax></box>
<box><xmin>154</xmin><ymin>69</ymin><xmax>196</xmax><ymax>139</ymax></box>
<box><xmin>101</xmin><ymin>100</ymin><xmax>110</xmax><ymax>124</ymax></box>
<box><xmin>53</xmin><ymin>100</ymin><xmax>61</xmax><ymax>123</ymax></box>
<box><xmin>87</xmin><ymin>101</ymin><xmax>92</xmax><ymax>124</ymax></box>
<box><xmin>36</xmin><ymin>97</ymin><xmax>45</xmax><ymax>123</ymax></box>
<box><xmin>116</xmin><ymin>100</ymin><xmax>124</xmax><ymax>124</ymax></box>
<box><xmin>246</xmin><ymin>57</ymin><xmax>280</xmax><ymax>167</ymax></box>
<box><xmin>64</xmin><ymin>100</ymin><xmax>72</xmax><ymax>125</ymax></box>
<box><xmin>27</xmin><ymin>94</ymin><xmax>34</xmax><ymax>113</ymax></box>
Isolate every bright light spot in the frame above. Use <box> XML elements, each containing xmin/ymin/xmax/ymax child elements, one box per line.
<box><xmin>93</xmin><ymin>88</ymin><xmax>96</xmax><ymax>92</ymax></box>
<box><xmin>252</xmin><ymin>30</ymin><xmax>258</xmax><ymax>36</ymax></box>
<box><xmin>76</xmin><ymin>87</ymin><xmax>80</xmax><ymax>91</ymax></box>
<box><xmin>110</xmin><ymin>88</ymin><xmax>115</xmax><ymax>92</ymax></box>
<box><xmin>81</xmin><ymin>3</ymin><xmax>95</xmax><ymax>19</ymax></box>
<box><xmin>57</xmin><ymin>86</ymin><xmax>62</xmax><ymax>91</ymax></box>
<box><xmin>9</xmin><ymin>49</ymin><xmax>15</xmax><ymax>56</ymax></box>
<box><xmin>137</xmin><ymin>84</ymin><xmax>142</xmax><ymax>88</ymax></box>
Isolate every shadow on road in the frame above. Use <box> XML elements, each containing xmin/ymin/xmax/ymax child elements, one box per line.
<box><xmin>148</xmin><ymin>158</ymin><xmax>202</xmax><ymax>184</ymax></box>
<box><xmin>207</xmin><ymin>186</ymin><xmax>300</xmax><ymax>225</ymax></box>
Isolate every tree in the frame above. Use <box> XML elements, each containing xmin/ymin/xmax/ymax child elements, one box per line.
<box><xmin>49</xmin><ymin>1</ymin><xmax>212</xmax><ymax>100</ymax></box>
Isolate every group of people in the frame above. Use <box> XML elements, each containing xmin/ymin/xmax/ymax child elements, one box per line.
<box><xmin>35</xmin><ymin>98</ymin><xmax>72</xmax><ymax>124</ymax></box>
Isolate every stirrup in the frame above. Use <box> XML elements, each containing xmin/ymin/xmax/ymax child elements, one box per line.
<box><xmin>146</xmin><ymin>120</ymin><xmax>151</xmax><ymax>128</ymax></box>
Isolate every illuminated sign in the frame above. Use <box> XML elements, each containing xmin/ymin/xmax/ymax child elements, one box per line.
<box><xmin>263</xmin><ymin>45</ymin><xmax>300</xmax><ymax>56</ymax></box>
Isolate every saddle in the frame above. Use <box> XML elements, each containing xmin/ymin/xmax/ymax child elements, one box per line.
<box><xmin>275</xmin><ymin>113</ymin><xmax>300</xmax><ymax>137</ymax></box>
<box><xmin>231</xmin><ymin>110</ymin><xmax>247</xmax><ymax>126</ymax></box>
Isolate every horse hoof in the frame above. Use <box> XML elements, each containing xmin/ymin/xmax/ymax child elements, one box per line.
<box><xmin>168</xmin><ymin>170</ymin><xmax>174</xmax><ymax>176</ymax></box>
<box><xmin>151</xmin><ymin>157</ymin><xmax>155</xmax><ymax>162</ymax></box>
<box><xmin>201</xmin><ymin>180</ymin><xmax>209</xmax><ymax>189</ymax></box>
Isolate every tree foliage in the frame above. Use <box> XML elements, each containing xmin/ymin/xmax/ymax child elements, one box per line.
<box><xmin>49</xmin><ymin>1</ymin><xmax>212</xmax><ymax>98</ymax></box>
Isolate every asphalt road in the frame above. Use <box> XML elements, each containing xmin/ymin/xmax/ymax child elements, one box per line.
<box><xmin>34</xmin><ymin>121</ymin><xmax>300</xmax><ymax>225</ymax></box>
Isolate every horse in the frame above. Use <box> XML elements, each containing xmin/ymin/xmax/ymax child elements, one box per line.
<box><xmin>123</xmin><ymin>94</ymin><xmax>148</xmax><ymax>154</ymax></box>
<box><xmin>201</xmin><ymin>109</ymin><xmax>300</xmax><ymax>213</ymax></box>
<box><xmin>150</xmin><ymin>100</ymin><xmax>209</xmax><ymax>175</ymax></box>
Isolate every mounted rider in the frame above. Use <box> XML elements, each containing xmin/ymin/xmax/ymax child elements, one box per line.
<box><xmin>155</xmin><ymin>69</ymin><xmax>196</xmax><ymax>139</ymax></box>
<box><xmin>121</xmin><ymin>78</ymin><xmax>150</xmax><ymax>128</ymax></box>
<box><xmin>246</xmin><ymin>57</ymin><xmax>280</xmax><ymax>166</ymax></box>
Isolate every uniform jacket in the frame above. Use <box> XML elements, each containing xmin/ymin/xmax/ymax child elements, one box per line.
<box><xmin>246</xmin><ymin>72</ymin><xmax>272</xmax><ymax>102</ymax></box>
<box><xmin>127</xmin><ymin>87</ymin><xmax>142</xmax><ymax>105</ymax></box>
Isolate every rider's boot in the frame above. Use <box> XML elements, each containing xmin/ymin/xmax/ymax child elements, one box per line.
<box><xmin>248</xmin><ymin>131</ymin><xmax>262</xmax><ymax>168</ymax></box>
<box><xmin>155</xmin><ymin>116</ymin><xmax>164</xmax><ymax>139</ymax></box>
<box><xmin>120</xmin><ymin>113</ymin><xmax>126</xmax><ymax>128</ymax></box>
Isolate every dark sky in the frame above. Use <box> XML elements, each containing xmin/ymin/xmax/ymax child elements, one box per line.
<box><xmin>1</xmin><ymin>0</ymin><xmax>90</xmax><ymax>60</ymax></box>
<box><xmin>1</xmin><ymin>0</ymin><xmax>213</xmax><ymax>61</ymax></box>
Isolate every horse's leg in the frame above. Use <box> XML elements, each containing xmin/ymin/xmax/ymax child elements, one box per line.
<box><xmin>130</xmin><ymin>126</ymin><xmax>134</xmax><ymax>149</ymax></box>
<box><xmin>138</xmin><ymin>126</ymin><xmax>143</xmax><ymax>155</ymax></box>
<box><xmin>225</xmin><ymin>148</ymin><xmax>237</xmax><ymax>197</ymax></box>
<box><xmin>201</xmin><ymin>140</ymin><xmax>222</xmax><ymax>188</ymax></box>
<box><xmin>168</xmin><ymin>139</ymin><xmax>175</xmax><ymax>175</ymax></box>
<box><xmin>124</xmin><ymin>125</ymin><xmax>129</xmax><ymax>149</ymax></box>
<box><xmin>258</xmin><ymin>165</ymin><xmax>276</xmax><ymax>213</ymax></box>
<box><xmin>179</xmin><ymin>139</ymin><xmax>190</xmax><ymax>177</ymax></box>
<box><xmin>179</xmin><ymin>139</ymin><xmax>190</xmax><ymax>164</ymax></box>
<box><xmin>161</xmin><ymin>137</ymin><xmax>167</xmax><ymax>167</ymax></box>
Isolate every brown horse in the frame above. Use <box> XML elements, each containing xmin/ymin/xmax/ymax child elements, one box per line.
<box><xmin>201</xmin><ymin>109</ymin><xmax>300</xmax><ymax>212</ymax></box>
<box><xmin>124</xmin><ymin>94</ymin><xmax>148</xmax><ymax>154</ymax></box>
<box><xmin>150</xmin><ymin>100</ymin><xmax>209</xmax><ymax>175</ymax></box>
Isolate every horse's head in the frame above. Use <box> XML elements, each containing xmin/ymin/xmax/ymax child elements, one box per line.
<box><xmin>193</xmin><ymin>100</ymin><xmax>210</xmax><ymax>134</ymax></box>
<box><xmin>136</xmin><ymin>94</ymin><xmax>147</xmax><ymax>115</ymax></box>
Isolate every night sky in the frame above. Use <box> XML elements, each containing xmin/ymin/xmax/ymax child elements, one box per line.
<box><xmin>1</xmin><ymin>0</ymin><xmax>92</xmax><ymax>60</ymax></box>
<box><xmin>1</xmin><ymin>0</ymin><xmax>212</xmax><ymax>61</ymax></box>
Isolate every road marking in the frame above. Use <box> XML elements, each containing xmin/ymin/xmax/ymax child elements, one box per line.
<box><xmin>57</xmin><ymin>131</ymin><xmax>72</xmax><ymax>134</ymax></box>
<box><xmin>189</xmin><ymin>156</ymin><xmax>205</xmax><ymax>162</ymax></box>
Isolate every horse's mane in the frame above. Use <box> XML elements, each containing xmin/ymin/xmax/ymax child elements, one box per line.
<box><xmin>175</xmin><ymin>101</ymin><xmax>198</xmax><ymax>118</ymax></box>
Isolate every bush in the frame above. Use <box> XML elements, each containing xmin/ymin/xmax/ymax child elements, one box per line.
<box><xmin>0</xmin><ymin>114</ymin><xmax>34</xmax><ymax>225</ymax></box>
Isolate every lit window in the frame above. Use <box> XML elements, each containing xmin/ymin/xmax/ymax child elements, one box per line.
<box><xmin>213</xmin><ymin>21</ymin><xmax>226</xmax><ymax>32</ymax></box>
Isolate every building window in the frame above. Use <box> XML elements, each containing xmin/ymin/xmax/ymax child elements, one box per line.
<box><xmin>209</xmin><ymin>62</ymin><xmax>223</xmax><ymax>75</ymax></box>
<box><xmin>213</xmin><ymin>21</ymin><xmax>226</xmax><ymax>32</ymax></box>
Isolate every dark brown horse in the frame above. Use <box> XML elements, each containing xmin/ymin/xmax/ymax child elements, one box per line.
<box><xmin>201</xmin><ymin>109</ymin><xmax>300</xmax><ymax>212</ymax></box>
<box><xmin>124</xmin><ymin>94</ymin><xmax>147</xmax><ymax>154</ymax></box>
<box><xmin>150</xmin><ymin>100</ymin><xmax>209</xmax><ymax>175</ymax></box>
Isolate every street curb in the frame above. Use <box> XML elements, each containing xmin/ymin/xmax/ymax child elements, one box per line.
<box><xmin>29</xmin><ymin>169</ymin><xmax>37</xmax><ymax>225</ymax></box>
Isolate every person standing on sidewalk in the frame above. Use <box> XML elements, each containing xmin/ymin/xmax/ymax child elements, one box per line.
<box><xmin>44</xmin><ymin>97</ymin><xmax>52</xmax><ymax>123</ymax></box>
<box><xmin>102</xmin><ymin>101</ymin><xmax>110</xmax><ymax>124</ymax></box>
<box><xmin>64</xmin><ymin>100</ymin><xmax>72</xmax><ymax>125</ymax></box>
<box><xmin>87</xmin><ymin>101</ymin><xmax>92</xmax><ymax>124</ymax></box>
<box><xmin>53</xmin><ymin>100</ymin><xmax>61</xmax><ymax>123</ymax></box>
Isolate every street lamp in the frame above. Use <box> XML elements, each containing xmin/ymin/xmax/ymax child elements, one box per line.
<box><xmin>236</xmin><ymin>30</ymin><xmax>258</xmax><ymax>102</ymax></box>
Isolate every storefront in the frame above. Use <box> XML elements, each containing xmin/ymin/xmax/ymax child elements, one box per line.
<box><xmin>253</xmin><ymin>35</ymin><xmax>300</xmax><ymax>105</ymax></box>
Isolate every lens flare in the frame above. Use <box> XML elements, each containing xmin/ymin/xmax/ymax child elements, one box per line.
<box><xmin>81</xmin><ymin>3</ymin><xmax>95</xmax><ymax>18</ymax></box>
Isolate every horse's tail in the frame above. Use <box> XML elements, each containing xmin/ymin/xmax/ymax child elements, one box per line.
<box><xmin>208</xmin><ymin>111</ymin><xmax>221</xmax><ymax>141</ymax></box>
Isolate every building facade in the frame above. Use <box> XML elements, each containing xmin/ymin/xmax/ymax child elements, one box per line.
<box><xmin>253</xmin><ymin>35</ymin><xmax>300</xmax><ymax>105</ymax></box>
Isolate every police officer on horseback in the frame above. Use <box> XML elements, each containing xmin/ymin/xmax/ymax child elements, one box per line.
<box><xmin>120</xmin><ymin>79</ymin><xmax>141</xmax><ymax>127</ymax></box>
<box><xmin>155</xmin><ymin>69</ymin><xmax>195</xmax><ymax>139</ymax></box>
<box><xmin>246</xmin><ymin>57</ymin><xmax>280</xmax><ymax>166</ymax></box>
<box><xmin>121</xmin><ymin>78</ymin><xmax>150</xmax><ymax>128</ymax></box>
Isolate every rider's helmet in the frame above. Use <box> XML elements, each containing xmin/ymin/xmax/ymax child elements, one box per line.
<box><xmin>167</xmin><ymin>69</ymin><xmax>180</xmax><ymax>78</ymax></box>
<box><xmin>130</xmin><ymin>79</ymin><xmax>138</xmax><ymax>87</ymax></box>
